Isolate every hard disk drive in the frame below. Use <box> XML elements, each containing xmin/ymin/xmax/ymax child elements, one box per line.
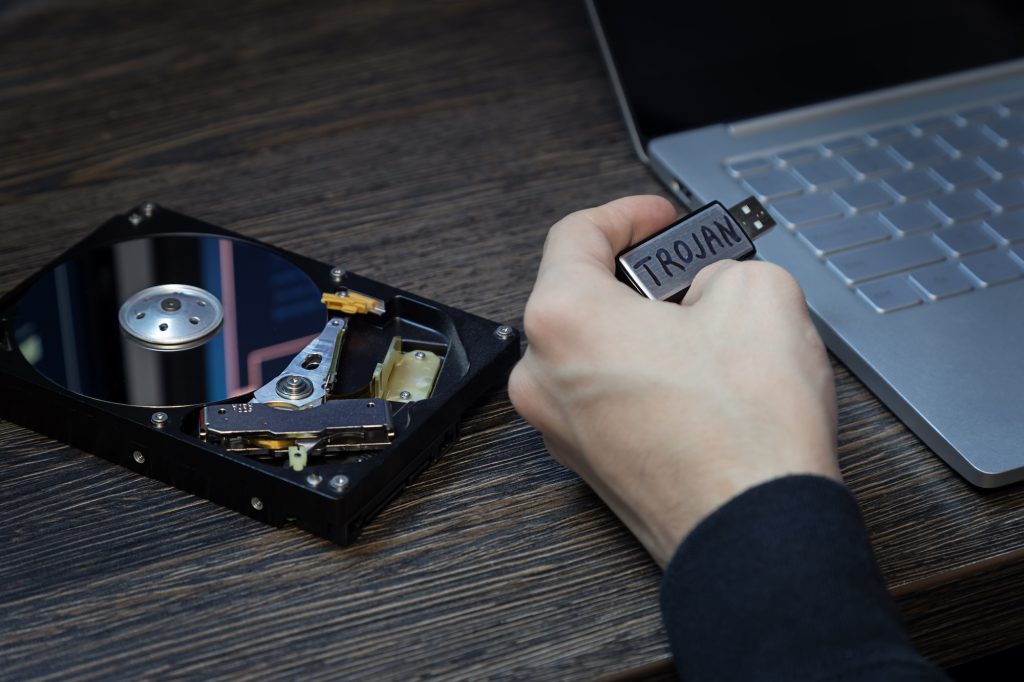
<box><xmin>0</xmin><ymin>204</ymin><xmax>520</xmax><ymax>545</ymax></box>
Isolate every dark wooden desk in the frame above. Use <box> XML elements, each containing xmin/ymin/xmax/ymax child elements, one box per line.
<box><xmin>2</xmin><ymin>0</ymin><xmax>1023</xmax><ymax>678</ymax></box>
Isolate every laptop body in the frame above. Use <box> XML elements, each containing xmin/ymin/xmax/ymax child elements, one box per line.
<box><xmin>588</xmin><ymin>0</ymin><xmax>1024</xmax><ymax>487</ymax></box>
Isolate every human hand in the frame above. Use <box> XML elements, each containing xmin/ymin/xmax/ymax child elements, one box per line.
<box><xmin>508</xmin><ymin>195</ymin><xmax>840</xmax><ymax>567</ymax></box>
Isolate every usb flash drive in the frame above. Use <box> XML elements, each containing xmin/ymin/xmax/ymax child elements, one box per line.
<box><xmin>615</xmin><ymin>196</ymin><xmax>776</xmax><ymax>302</ymax></box>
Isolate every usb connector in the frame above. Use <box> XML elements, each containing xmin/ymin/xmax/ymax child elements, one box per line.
<box><xmin>728</xmin><ymin>197</ymin><xmax>776</xmax><ymax>240</ymax></box>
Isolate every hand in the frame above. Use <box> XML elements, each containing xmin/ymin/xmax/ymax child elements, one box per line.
<box><xmin>508</xmin><ymin>195</ymin><xmax>841</xmax><ymax>567</ymax></box>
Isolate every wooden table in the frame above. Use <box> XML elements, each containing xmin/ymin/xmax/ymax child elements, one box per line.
<box><xmin>2</xmin><ymin>1</ymin><xmax>1022</xmax><ymax>678</ymax></box>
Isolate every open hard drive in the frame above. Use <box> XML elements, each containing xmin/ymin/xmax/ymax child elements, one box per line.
<box><xmin>0</xmin><ymin>204</ymin><xmax>520</xmax><ymax>545</ymax></box>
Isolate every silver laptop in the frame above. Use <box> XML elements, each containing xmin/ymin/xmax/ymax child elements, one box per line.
<box><xmin>588</xmin><ymin>0</ymin><xmax>1024</xmax><ymax>486</ymax></box>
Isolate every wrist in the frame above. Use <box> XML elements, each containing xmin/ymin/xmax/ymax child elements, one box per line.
<box><xmin>638</xmin><ymin>462</ymin><xmax>843</xmax><ymax>568</ymax></box>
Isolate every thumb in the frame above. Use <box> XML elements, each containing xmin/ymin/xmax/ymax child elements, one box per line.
<box><xmin>679</xmin><ymin>259</ymin><xmax>741</xmax><ymax>307</ymax></box>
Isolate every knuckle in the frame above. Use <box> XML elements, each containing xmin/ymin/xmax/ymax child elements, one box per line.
<box><xmin>522</xmin><ymin>289</ymin><xmax>586</xmax><ymax>348</ymax></box>
<box><xmin>507</xmin><ymin>358</ymin><xmax>552</xmax><ymax>433</ymax></box>
<box><xmin>544</xmin><ymin>208</ymin><xmax>594</xmax><ymax>250</ymax></box>
<box><xmin>506</xmin><ymin>363</ymin><xmax>530</xmax><ymax>413</ymax></box>
<box><xmin>521</xmin><ymin>295</ymin><xmax>554</xmax><ymax>344</ymax></box>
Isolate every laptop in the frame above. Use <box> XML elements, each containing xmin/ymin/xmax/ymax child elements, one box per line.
<box><xmin>587</xmin><ymin>0</ymin><xmax>1024</xmax><ymax>487</ymax></box>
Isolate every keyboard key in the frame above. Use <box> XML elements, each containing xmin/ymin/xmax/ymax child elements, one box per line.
<box><xmin>841</xmin><ymin>149</ymin><xmax>903</xmax><ymax>178</ymax></box>
<box><xmin>770</xmin><ymin>193</ymin><xmax>845</xmax><ymax>228</ymax></box>
<box><xmin>889</xmin><ymin>137</ymin><xmax>948</xmax><ymax>166</ymax></box>
<box><xmin>834</xmin><ymin>182</ymin><xmax>894</xmax><ymax>212</ymax></box>
<box><xmin>983</xmin><ymin>117</ymin><xmax>1024</xmax><ymax>144</ymax></box>
<box><xmin>933</xmin><ymin>224</ymin><xmax>998</xmax><ymax>256</ymax></box>
<box><xmin>882</xmin><ymin>171</ymin><xmax>944</xmax><ymax>201</ymax></box>
<box><xmin>744</xmin><ymin>171</ymin><xmax>804</xmax><ymax>201</ymax></box>
<box><xmin>867</xmin><ymin>126</ymin><xmax>912</xmax><ymax>144</ymax></box>
<box><xmin>799</xmin><ymin>215</ymin><xmax>892</xmax><ymax>256</ymax></box>
<box><xmin>909</xmin><ymin>262</ymin><xmax>974</xmax><ymax>300</ymax></box>
<box><xmin>935</xmin><ymin>127</ymin><xmax>998</xmax><ymax>156</ymax></box>
<box><xmin>929</xmin><ymin>159</ymin><xmax>994</xmax><ymax>190</ymax></box>
<box><xmin>821</xmin><ymin>136</ymin><xmax>867</xmax><ymax>155</ymax></box>
<box><xmin>880</xmin><ymin>203</ymin><xmax>943</xmax><ymax>235</ymax></box>
<box><xmin>726</xmin><ymin>158</ymin><xmax>773</xmax><ymax>177</ymax></box>
<box><xmin>985</xmin><ymin>212</ymin><xmax>1024</xmax><ymax>243</ymax></box>
<box><xmin>792</xmin><ymin>158</ymin><xmax>854</xmax><ymax>190</ymax></box>
<box><xmin>977</xmin><ymin>180</ymin><xmax>1024</xmax><ymax>211</ymax></box>
<box><xmin>775</xmin><ymin>147</ymin><xmax>819</xmax><ymax>166</ymax></box>
<box><xmin>961</xmin><ymin>251</ymin><xmax>1024</xmax><ymax>286</ymax></box>
<box><xmin>977</xmin><ymin>148</ymin><xmax>1024</xmax><ymax>178</ymax></box>
<box><xmin>910</xmin><ymin>115</ymin><xmax>958</xmax><ymax>134</ymax></box>
<box><xmin>827</xmin><ymin>235</ymin><xmax>946</xmax><ymax>284</ymax></box>
<box><xmin>857</xmin><ymin>276</ymin><xmax>922</xmax><ymax>312</ymax></box>
<box><xmin>929</xmin><ymin>191</ymin><xmax>992</xmax><ymax>223</ymax></box>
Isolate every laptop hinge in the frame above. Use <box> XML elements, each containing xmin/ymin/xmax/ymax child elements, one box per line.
<box><xmin>730</xmin><ymin>58</ymin><xmax>1024</xmax><ymax>137</ymax></box>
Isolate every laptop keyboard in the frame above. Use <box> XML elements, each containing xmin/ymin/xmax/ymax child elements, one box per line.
<box><xmin>727</xmin><ymin>103</ymin><xmax>1024</xmax><ymax>312</ymax></box>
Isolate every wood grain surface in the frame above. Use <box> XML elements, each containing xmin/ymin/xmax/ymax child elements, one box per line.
<box><xmin>1</xmin><ymin>0</ymin><xmax>1023</xmax><ymax>679</ymax></box>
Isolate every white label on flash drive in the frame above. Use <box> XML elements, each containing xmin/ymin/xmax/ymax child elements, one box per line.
<box><xmin>616</xmin><ymin>202</ymin><xmax>755</xmax><ymax>302</ymax></box>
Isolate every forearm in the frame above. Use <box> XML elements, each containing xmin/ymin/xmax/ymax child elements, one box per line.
<box><xmin>660</xmin><ymin>475</ymin><xmax>948</xmax><ymax>682</ymax></box>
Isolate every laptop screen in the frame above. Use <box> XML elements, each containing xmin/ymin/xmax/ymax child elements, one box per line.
<box><xmin>591</xmin><ymin>0</ymin><xmax>1024</xmax><ymax>146</ymax></box>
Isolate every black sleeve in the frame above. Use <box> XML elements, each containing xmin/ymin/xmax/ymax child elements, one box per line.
<box><xmin>659</xmin><ymin>475</ymin><xmax>948</xmax><ymax>681</ymax></box>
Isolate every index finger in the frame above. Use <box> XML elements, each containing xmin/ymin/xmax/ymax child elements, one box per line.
<box><xmin>536</xmin><ymin>195</ymin><xmax>677</xmax><ymax>291</ymax></box>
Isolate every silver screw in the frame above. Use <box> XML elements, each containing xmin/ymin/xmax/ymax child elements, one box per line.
<box><xmin>132</xmin><ymin>450</ymin><xmax>145</xmax><ymax>464</ymax></box>
<box><xmin>413</xmin><ymin>351</ymin><xmax>426</xmax><ymax>360</ymax></box>
<box><xmin>141</xmin><ymin>202</ymin><xmax>156</xmax><ymax>218</ymax></box>
<box><xmin>329</xmin><ymin>474</ymin><xmax>349</xmax><ymax>492</ymax></box>
<box><xmin>251</xmin><ymin>497</ymin><xmax>264</xmax><ymax>510</ymax></box>
<box><xmin>399</xmin><ymin>390</ymin><xmax>412</xmax><ymax>400</ymax></box>
<box><xmin>128</xmin><ymin>213</ymin><xmax>143</xmax><ymax>226</ymax></box>
<box><xmin>331</xmin><ymin>319</ymin><xmax>340</xmax><ymax>326</ymax></box>
<box><xmin>330</xmin><ymin>266</ymin><xmax>345</xmax><ymax>283</ymax></box>
<box><xmin>306</xmin><ymin>473</ymin><xmax>323</xmax><ymax>486</ymax></box>
<box><xmin>276</xmin><ymin>375</ymin><xmax>314</xmax><ymax>400</ymax></box>
<box><xmin>151</xmin><ymin>411</ymin><xmax>169</xmax><ymax>427</ymax></box>
<box><xmin>495</xmin><ymin>325</ymin><xmax>514</xmax><ymax>340</ymax></box>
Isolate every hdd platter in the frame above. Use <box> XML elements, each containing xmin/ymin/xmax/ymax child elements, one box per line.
<box><xmin>0</xmin><ymin>204</ymin><xmax>520</xmax><ymax>545</ymax></box>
